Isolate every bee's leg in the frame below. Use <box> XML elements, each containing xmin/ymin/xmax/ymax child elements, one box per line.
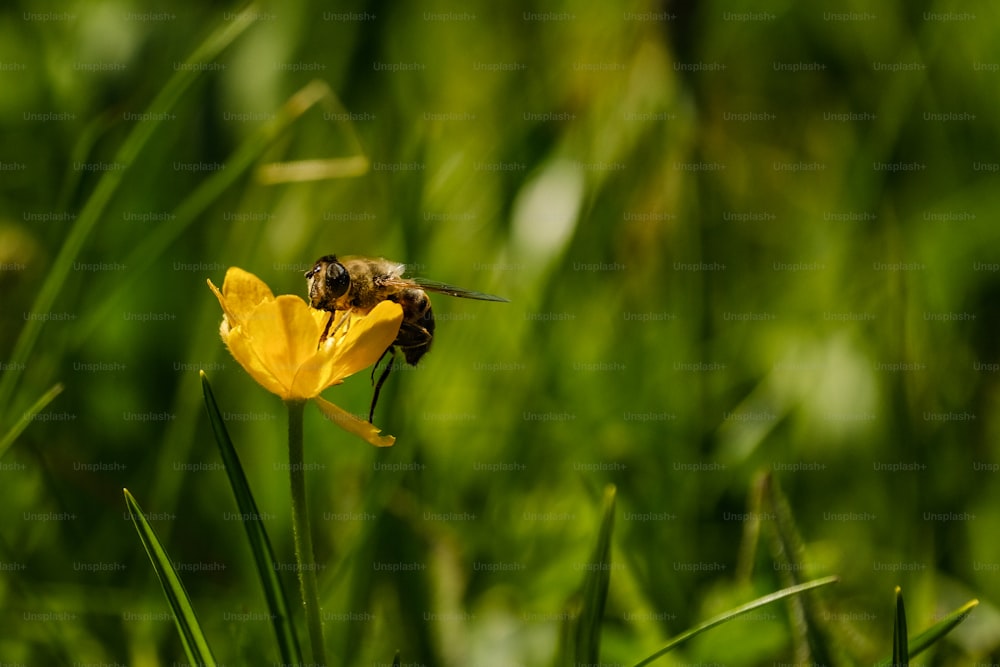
<box><xmin>318</xmin><ymin>310</ymin><xmax>351</xmax><ymax>347</ymax></box>
<box><xmin>369</xmin><ymin>347</ymin><xmax>396</xmax><ymax>423</ymax></box>
<box><xmin>333</xmin><ymin>311</ymin><xmax>351</xmax><ymax>336</ymax></box>
<box><xmin>370</xmin><ymin>346</ymin><xmax>391</xmax><ymax>385</ymax></box>
<box><xmin>318</xmin><ymin>313</ymin><xmax>336</xmax><ymax>347</ymax></box>
<box><xmin>366</xmin><ymin>315</ymin><xmax>430</xmax><ymax>421</ymax></box>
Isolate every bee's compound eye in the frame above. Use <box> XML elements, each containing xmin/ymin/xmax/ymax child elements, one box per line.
<box><xmin>325</xmin><ymin>261</ymin><xmax>350</xmax><ymax>297</ymax></box>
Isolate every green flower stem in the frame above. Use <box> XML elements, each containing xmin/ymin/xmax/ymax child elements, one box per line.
<box><xmin>286</xmin><ymin>399</ymin><xmax>327</xmax><ymax>666</ymax></box>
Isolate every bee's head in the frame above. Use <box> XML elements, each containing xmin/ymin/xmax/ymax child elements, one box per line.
<box><xmin>305</xmin><ymin>255</ymin><xmax>350</xmax><ymax>310</ymax></box>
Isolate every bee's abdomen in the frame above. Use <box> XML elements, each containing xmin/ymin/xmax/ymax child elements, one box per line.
<box><xmin>402</xmin><ymin>303</ymin><xmax>433</xmax><ymax>364</ymax></box>
<box><xmin>394</xmin><ymin>288</ymin><xmax>434</xmax><ymax>365</ymax></box>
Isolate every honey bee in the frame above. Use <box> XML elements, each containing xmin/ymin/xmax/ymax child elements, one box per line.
<box><xmin>305</xmin><ymin>255</ymin><xmax>508</xmax><ymax>421</ymax></box>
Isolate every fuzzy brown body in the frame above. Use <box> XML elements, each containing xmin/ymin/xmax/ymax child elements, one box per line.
<box><xmin>318</xmin><ymin>256</ymin><xmax>404</xmax><ymax>311</ymax></box>
<box><xmin>306</xmin><ymin>255</ymin><xmax>436</xmax><ymax>364</ymax></box>
<box><xmin>305</xmin><ymin>254</ymin><xmax>507</xmax><ymax>420</ymax></box>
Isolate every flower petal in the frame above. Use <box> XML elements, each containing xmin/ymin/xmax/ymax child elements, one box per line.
<box><xmin>314</xmin><ymin>396</ymin><xmax>396</xmax><ymax>447</ymax></box>
<box><xmin>217</xmin><ymin>267</ymin><xmax>275</xmax><ymax>327</ymax></box>
<box><xmin>292</xmin><ymin>301</ymin><xmax>402</xmax><ymax>395</ymax></box>
<box><xmin>290</xmin><ymin>312</ymin><xmax>344</xmax><ymax>397</ymax></box>
<box><xmin>207</xmin><ymin>278</ymin><xmax>235</xmax><ymax>332</ymax></box>
<box><xmin>224</xmin><ymin>323</ymin><xmax>290</xmax><ymax>398</ymax></box>
<box><xmin>324</xmin><ymin>301</ymin><xmax>404</xmax><ymax>382</ymax></box>
<box><xmin>238</xmin><ymin>295</ymin><xmax>329</xmax><ymax>399</ymax></box>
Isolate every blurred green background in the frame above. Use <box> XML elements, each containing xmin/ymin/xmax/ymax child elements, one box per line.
<box><xmin>3</xmin><ymin>0</ymin><xmax>1000</xmax><ymax>665</ymax></box>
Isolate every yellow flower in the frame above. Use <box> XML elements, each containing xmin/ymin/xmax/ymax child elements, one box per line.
<box><xmin>208</xmin><ymin>267</ymin><xmax>403</xmax><ymax>447</ymax></box>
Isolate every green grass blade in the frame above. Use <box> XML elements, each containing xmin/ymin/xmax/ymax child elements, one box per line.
<box><xmin>200</xmin><ymin>371</ymin><xmax>303</xmax><ymax>666</ymax></box>
<box><xmin>555</xmin><ymin>484</ymin><xmax>616</xmax><ymax>667</ymax></box>
<box><xmin>876</xmin><ymin>599</ymin><xmax>978</xmax><ymax>666</ymax></box>
<box><xmin>123</xmin><ymin>488</ymin><xmax>217</xmax><ymax>667</ymax></box>
<box><xmin>759</xmin><ymin>471</ymin><xmax>839</xmax><ymax>665</ymax></box>
<box><xmin>0</xmin><ymin>383</ymin><xmax>63</xmax><ymax>459</ymax></box>
<box><xmin>554</xmin><ymin>594</ymin><xmax>584</xmax><ymax>667</ymax></box>
<box><xmin>578</xmin><ymin>484</ymin><xmax>617</xmax><ymax>661</ymax></box>
<box><xmin>735</xmin><ymin>472</ymin><xmax>765</xmax><ymax>583</ymax></box>
<box><xmin>892</xmin><ymin>586</ymin><xmax>908</xmax><ymax>666</ymax></box>
<box><xmin>631</xmin><ymin>576</ymin><xmax>839</xmax><ymax>667</ymax></box>
<box><xmin>392</xmin><ymin>650</ymin><xmax>401</xmax><ymax>667</ymax></box>
<box><xmin>0</xmin><ymin>3</ymin><xmax>259</xmax><ymax>422</ymax></box>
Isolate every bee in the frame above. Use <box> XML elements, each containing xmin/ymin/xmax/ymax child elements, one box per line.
<box><xmin>304</xmin><ymin>255</ymin><xmax>508</xmax><ymax>421</ymax></box>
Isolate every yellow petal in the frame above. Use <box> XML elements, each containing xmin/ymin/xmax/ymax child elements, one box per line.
<box><xmin>239</xmin><ymin>295</ymin><xmax>326</xmax><ymax>399</ymax></box>
<box><xmin>313</xmin><ymin>396</ymin><xmax>396</xmax><ymax>447</ymax></box>
<box><xmin>217</xmin><ymin>267</ymin><xmax>275</xmax><ymax>326</ymax></box>
<box><xmin>291</xmin><ymin>303</ymin><xmax>402</xmax><ymax>396</ymax></box>
<box><xmin>224</xmin><ymin>323</ymin><xmax>290</xmax><ymax>398</ymax></box>
<box><xmin>207</xmin><ymin>278</ymin><xmax>235</xmax><ymax>331</ymax></box>
<box><xmin>290</xmin><ymin>313</ymin><xmax>344</xmax><ymax>397</ymax></box>
<box><xmin>324</xmin><ymin>300</ymin><xmax>404</xmax><ymax>382</ymax></box>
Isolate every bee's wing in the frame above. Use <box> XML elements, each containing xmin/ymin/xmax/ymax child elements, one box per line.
<box><xmin>384</xmin><ymin>276</ymin><xmax>509</xmax><ymax>302</ymax></box>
